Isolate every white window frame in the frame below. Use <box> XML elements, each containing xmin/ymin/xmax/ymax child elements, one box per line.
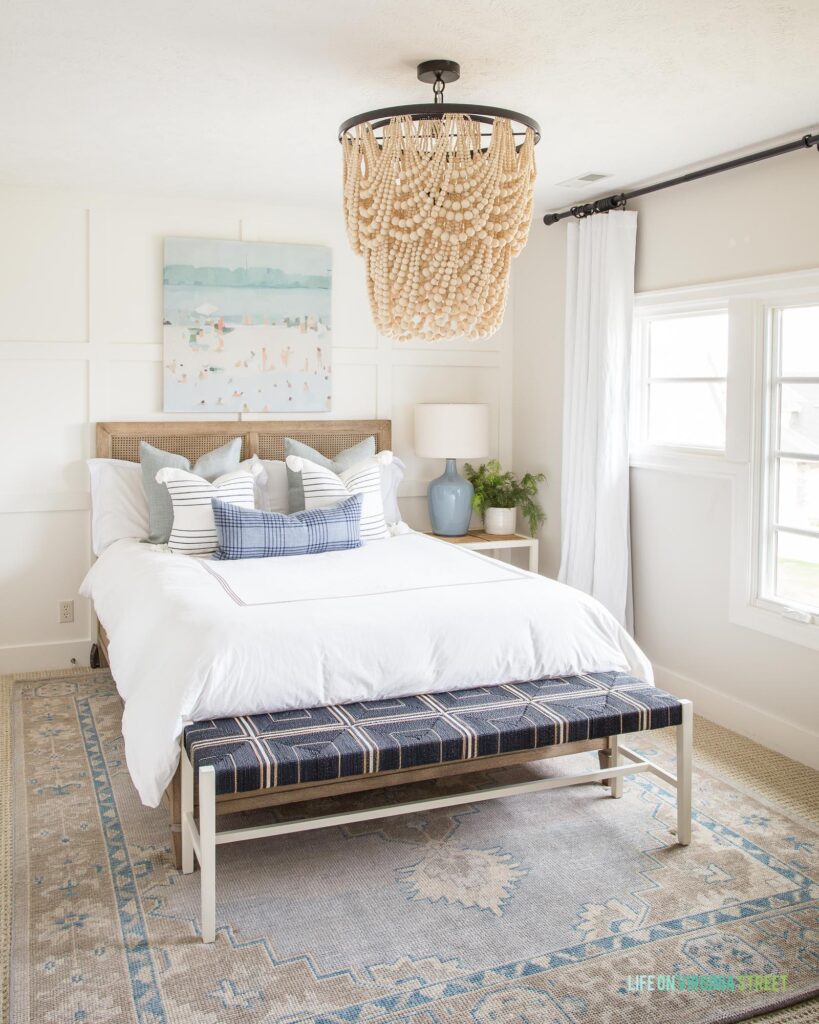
<box><xmin>756</xmin><ymin>304</ymin><xmax>819</xmax><ymax>620</ymax></box>
<box><xmin>631</xmin><ymin>268</ymin><xmax>819</xmax><ymax>652</ymax></box>
<box><xmin>631</xmin><ymin>303</ymin><xmax>729</xmax><ymax>459</ymax></box>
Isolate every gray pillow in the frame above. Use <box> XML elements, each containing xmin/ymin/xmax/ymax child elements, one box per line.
<box><xmin>140</xmin><ymin>438</ymin><xmax>242</xmax><ymax>544</ymax></box>
<box><xmin>285</xmin><ymin>436</ymin><xmax>376</xmax><ymax>512</ymax></box>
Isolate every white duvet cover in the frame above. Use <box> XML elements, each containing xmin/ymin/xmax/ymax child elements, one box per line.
<box><xmin>80</xmin><ymin>533</ymin><xmax>653</xmax><ymax>807</ymax></box>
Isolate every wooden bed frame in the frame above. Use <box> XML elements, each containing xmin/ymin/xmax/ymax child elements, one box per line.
<box><xmin>94</xmin><ymin>419</ymin><xmax>692</xmax><ymax>880</ymax></box>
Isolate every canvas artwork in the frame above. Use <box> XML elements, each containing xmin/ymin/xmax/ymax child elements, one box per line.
<box><xmin>163</xmin><ymin>237</ymin><xmax>332</xmax><ymax>413</ymax></box>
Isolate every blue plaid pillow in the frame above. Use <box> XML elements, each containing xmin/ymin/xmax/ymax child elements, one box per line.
<box><xmin>211</xmin><ymin>493</ymin><xmax>363</xmax><ymax>560</ymax></box>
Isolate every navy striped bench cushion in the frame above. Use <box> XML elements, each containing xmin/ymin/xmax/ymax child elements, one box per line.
<box><xmin>183</xmin><ymin>672</ymin><xmax>682</xmax><ymax>796</ymax></box>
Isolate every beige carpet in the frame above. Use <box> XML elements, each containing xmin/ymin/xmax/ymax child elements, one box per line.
<box><xmin>2</xmin><ymin>668</ymin><xmax>817</xmax><ymax>1023</ymax></box>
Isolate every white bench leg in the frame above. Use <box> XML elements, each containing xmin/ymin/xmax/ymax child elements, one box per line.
<box><xmin>181</xmin><ymin>748</ymin><xmax>194</xmax><ymax>875</ymax></box>
<box><xmin>199</xmin><ymin>765</ymin><xmax>216</xmax><ymax>942</ymax></box>
<box><xmin>676</xmin><ymin>700</ymin><xmax>693</xmax><ymax>846</ymax></box>
<box><xmin>609</xmin><ymin>734</ymin><xmax>623</xmax><ymax>798</ymax></box>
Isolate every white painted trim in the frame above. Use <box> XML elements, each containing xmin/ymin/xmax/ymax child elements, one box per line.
<box><xmin>635</xmin><ymin>266</ymin><xmax>819</xmax><ymax>306</ymax></box>
<box><xmin>0</xmin><ymin>638</ymin><xmax>93</xmax><ymax>674</ymax></box>
<box><xmin>653</xmin><ymin>663</ymin><xmax>819</xmax><ymax>770</ymax></box>
<box><xmin>629</xmin><ymin>452</ymin><xmax>740</xmax><ymax>477</ymax></box>
<box><xmin>0</xmin><ymin>492</ymin><xmax>91</xmax><ymax>514</ymax></box>
<box><xmin>0</xmin><ymin>341</ymin><xmax>164</xmax><ymax>361</ymax></box>
<box><xmin>0</xmin><ymin>343</ymin><xmax>503</xmax><ymax>368</ymax></box>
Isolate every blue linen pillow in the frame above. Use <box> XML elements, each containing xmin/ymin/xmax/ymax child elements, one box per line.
<box><xmin>284</xmin><ymin>435</ymin><xmax>376</xmax><ymax>512</ymax></box>
<box><xmin>211</xmin><ymin>493</ymin><xmax>363</xmax><ymax>560</ymax></box>
<box><xmin>140</xmin><ymin>438</ymin><xmax>242</xmax><ymax>544</ymax></box>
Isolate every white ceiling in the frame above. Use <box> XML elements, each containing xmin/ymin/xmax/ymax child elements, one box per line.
<box><xmin>2</xmin><ymin>0</ymin><xmax>817</xmax><ymax>214</ymax></box>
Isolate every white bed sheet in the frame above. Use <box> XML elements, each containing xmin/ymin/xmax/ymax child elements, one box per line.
<box><xmin>80</xmin><ymin>533</ymin><xmax>653</xmax><ymax>807</ymax></box>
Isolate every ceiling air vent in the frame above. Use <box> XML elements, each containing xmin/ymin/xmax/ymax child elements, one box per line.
<box><xmin>555</xmin><ymin>172</ymin><xmax>612</xmax><ymax>188</ymax></box>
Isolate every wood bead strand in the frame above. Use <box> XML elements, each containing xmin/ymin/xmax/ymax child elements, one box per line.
<box><xmin>342</xmin><ymin>113</ymin><xmax>536</xmax><ymax>341</ymax></box>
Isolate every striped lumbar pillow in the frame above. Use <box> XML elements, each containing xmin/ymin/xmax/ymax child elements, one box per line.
<box><xmin>211</xmin><ymin>492</ymin><xmax>363</xmax><ymax>560</ymax></box>
<box><xmin>155</xmin><ymin>465</ymin><xmax>259</xmax><ymax>555</ymax></box>
<box><xmin>285</xmin><ymin>452</ymin><xmax>392</xmax><ymax>541</ymax></box>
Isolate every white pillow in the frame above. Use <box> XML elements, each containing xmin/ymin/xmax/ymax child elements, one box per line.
<box><xmin>241</xmin><ymin>456</ymin><xmax>289</xmax><ymax>514</ymax></box>
<box><xmin>381</xmin><ymin>455</ymin><xmax>405</xmax><ymax>525</ymax></box>
<box><xmin>155</xmin><ymin>465</ymin><xmax>259</xmax><ymax>555</ymax></box>
<box><xmin>88</xmin><ymin>459</ymin><xmax>149</xmax><ymax>555</ymax></box>
<box><xmin>285</xmin><ymin>452</ymin><xmax>392</xmax><ymax>541</ymax></box>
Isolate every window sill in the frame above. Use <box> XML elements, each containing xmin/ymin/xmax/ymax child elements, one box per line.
<box><xmin>629</xmin><ymin>447</ymin><xmax>740</xmax><ymax>477</ymax></box>
<box><xmin>729</xmin><ymin>597</ymin><xmax>819</xmax><ymax>653</ymax></box>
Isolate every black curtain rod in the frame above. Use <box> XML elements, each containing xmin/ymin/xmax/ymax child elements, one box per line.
<box><xmin>542</xmin><ymin>132</ymin><xmax>819</xmax><ymax>226</ymax></box>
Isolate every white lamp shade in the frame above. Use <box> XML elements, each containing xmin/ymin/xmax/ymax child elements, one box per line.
<box><xmin>414</xmin><ymin>403</ymin><xmax>490</xmax><ymax>459</ymax></box>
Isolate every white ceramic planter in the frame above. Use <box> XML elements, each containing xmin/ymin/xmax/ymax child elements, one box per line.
<box><xmin>483</xmin><ymin>506</ymin><xmax>517</xmax><ymax>535</ymax></box>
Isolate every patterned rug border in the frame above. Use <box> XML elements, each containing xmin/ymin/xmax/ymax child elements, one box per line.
<box><xmin>272</xmin><ymin>769</ymin><xmax>819</xmax><ymax>1024</ymax></box>
<box><xmin>2</xmin><ymin>668</ymin><xmax>818</xmax><ymax>1024</ymax></box>
<box><xmin>1</xmin><ymin>669</ymin><xmax>95</xmax><ymax>1024</ymax></box>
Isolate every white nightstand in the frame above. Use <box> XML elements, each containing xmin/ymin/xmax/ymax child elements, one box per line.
<box><xmin>426</xmin><ymin>529</ymin><xmax>539</xmax><ymax>573</ymax></box>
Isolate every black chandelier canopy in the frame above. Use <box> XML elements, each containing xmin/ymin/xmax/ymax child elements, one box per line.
<box><xmin>338</xmin><ymin>59</ymin><xmax>542</xmax><ymax>147</ymax></box>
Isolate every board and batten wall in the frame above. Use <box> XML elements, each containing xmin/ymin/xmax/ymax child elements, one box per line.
<box><xmin>0</xmin><ymin>185</ymin><xmax>513</xmax><ymax>673</ymax></box>
<box><xmin>512</xmin><ymin>145</ymin><xmax>819</xmax><ymax>767</ymax></box>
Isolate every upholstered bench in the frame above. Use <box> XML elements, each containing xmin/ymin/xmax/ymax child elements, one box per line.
<box><xmin>180</xmin><ymin>672</ymin><xmax>692</xmax><ymax>942</ymax></box>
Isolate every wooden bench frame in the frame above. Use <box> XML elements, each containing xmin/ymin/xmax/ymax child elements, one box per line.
<box><xmin>181</xmin><ymin>700</ymin><xmax>693</xmax><ymax>943</ymax></box>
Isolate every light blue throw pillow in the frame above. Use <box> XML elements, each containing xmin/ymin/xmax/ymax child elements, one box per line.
<box><xmin>140</xmin><ymin>438</ymin><xmax>242</xmax><ymax>544</ymax></box>
<box><xmin>284</xmin><ymin>436</ymin><xmax>376</xmax><ymax>512</ymax></box>
<box><xmin>211</xmin><ymin>493</ymin><xmax>363</xmax><ymax>559</ymax></box>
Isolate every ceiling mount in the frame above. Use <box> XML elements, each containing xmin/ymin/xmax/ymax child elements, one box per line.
<box><xmin>416</xmin><ymin>59</ymin><xmax>461</xmax><ymax>86</ymax></box>
<box><xmin>338</xmin><ymin>58</ymin><xmax>541</xmax><ymax>144</ymax></box>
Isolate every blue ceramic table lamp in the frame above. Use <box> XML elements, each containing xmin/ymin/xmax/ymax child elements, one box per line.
<box><xmin>415</xmin><ymin>403</ymin><xmax>490</xmax><ymax>536</ymax></box>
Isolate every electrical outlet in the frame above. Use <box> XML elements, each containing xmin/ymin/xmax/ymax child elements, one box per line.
<box><xmin>58</xmin><ymin>600</ymin><xmax>74</xmax><ymax>624</ymax></box>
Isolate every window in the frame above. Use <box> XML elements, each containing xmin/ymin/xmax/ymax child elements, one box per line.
<box><xmin>632</xmin><ymin>269</ymin><xmax>819</xmax><ymax>650</ymax></box>
<box><xmin>634</xmin><ymin>311</ymin><xmax>729</xmax><ymax>451</ymax></box>
<box><xmin>760</xmin><ymin>304</ymin><xmax>819</xmax><ymax>616</ymax></box>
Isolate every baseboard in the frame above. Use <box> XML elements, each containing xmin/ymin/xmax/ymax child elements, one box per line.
<box><xmin>0</xmin><ymin>639</ymin><xmax>93</xmax><ymax>676</ymax></box>
<box><xmin>654</xmin><ymin>663</ymin><xmax>819</xmax><ymax>771</ymax></box>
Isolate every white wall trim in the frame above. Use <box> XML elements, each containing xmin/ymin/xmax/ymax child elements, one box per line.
<box><xmin>0</xmin><ymin>491</ymin><xmax>91</xmax><ymax>513</ymax></box>
<box><xmin>0</xmin><ymin>639</ymin><xmax>94</xmax><ymax>675</ymax></box>
<box><xmin>653</xmin><ymin>663</ymin><xmax>819</xmax><ymax>770</ymax></box>
<box><xmin>0</xmin><ymin>185</ymin><xmax>516</xmax><ymax>671</ymax></box>
<box><xmin>629</xmin><ymin>452</ymin><xmax>742</xmax><ymax>477</ymax></box>
<box><xmin>634</xmin><ymin>266</ymin><xmax>819</xmax><ymax>306</ymax></box>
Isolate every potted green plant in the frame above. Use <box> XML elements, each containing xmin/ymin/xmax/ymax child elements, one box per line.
<box><xmin>463</xmin><ymin>460</ymin><xmax>545</xmax><ymax>536</ymax></box>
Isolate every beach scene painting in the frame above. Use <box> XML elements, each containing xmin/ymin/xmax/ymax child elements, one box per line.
<box><xmin>163</xmin><ymin>237</ymin><xmax>332</xmax><ymax>413</ymax></box>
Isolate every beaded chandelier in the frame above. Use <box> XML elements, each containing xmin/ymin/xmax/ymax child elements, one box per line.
<box><xmin>340</xmin><ymin>61</ymin><xmax>540</xmax><ymax>342</ymax></box>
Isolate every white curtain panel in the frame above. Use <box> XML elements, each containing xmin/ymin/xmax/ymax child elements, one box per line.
<box><xmin>558</xmin><ymin>210</ymin><xmax>638</xmax><ymax>630</ymax></box>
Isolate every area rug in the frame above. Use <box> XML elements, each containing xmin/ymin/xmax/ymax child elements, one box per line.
<box><xmin>6</xmin><ymin>670</ymin><xmax>819</xmax><ymax>1024</ymax></box>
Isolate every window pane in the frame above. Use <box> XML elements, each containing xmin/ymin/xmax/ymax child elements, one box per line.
<box><xmin>777</xmin><ymin>459</ymin><xmax>819</xmax><ymax>531</ymax></box>
<box><xmin>774</xmin><ymin>530</ymin><xmax>819</xmax><ymax>611</ymax></box>
<box><xmin>648</xmin><ymin>381</ymin><xmax>726</xmax><ymax>448</ymax></box>
<box><xmin>779</xmin><ymin>382</ymin><xmax>819</xmax><ymax>454</ymax></box>
<box><xmin>781</xmin><ymin>306</ymin><xmax>819</xmax><ymax>377</ymax></box>
<box><xmin>649</xmin><ymin>313</ymin><xmax>728</xmax><ymax>378</ymax></box>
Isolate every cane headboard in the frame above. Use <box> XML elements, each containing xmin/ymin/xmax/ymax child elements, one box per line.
<box><xmin>96</xmin><ymin>420</ymin><xmax>392</xmax><ymax>463</ymax></box>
